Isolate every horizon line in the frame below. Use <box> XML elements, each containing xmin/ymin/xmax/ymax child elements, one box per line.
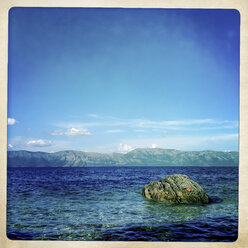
<box><xmin>7</xmin><ymin>147</ymin><xmax>239</xmax><ymax>154</ymax></box>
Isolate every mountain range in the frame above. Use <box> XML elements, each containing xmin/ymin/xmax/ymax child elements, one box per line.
<box><xmin>7</xmin><ymin>148</ymin><xmax>239</xmax><ymax>167</ymax></box>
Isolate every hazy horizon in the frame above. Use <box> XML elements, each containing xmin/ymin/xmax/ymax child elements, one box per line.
<box><xmin>7</xmin><ymin>147</ymin><xmax>239</xmax><ymax>154</ymax></box>
<box><xmin>8</xmin><ymin>8</ymin><xmax>239</xmax><ymax>153</ymax></box>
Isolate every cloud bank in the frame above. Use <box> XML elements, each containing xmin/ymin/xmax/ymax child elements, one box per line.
<box><xmin>55</xmin><ymin>117</ymin><xmax>238</xmax><ymax>131</ymax></box>
<box><xmin>51</xmin><ymin>128</ymin><xmax>92</xmax><ymax>136</ymax></box>
<box><xmin>120</xmin><ymin>133</ymin><xmax>238</xmax><ymax>152</ymax></box>
<box><xmin>27</xmin><ymin>139</ymin><xmax>53</xmax><ymax>147</ymax></box>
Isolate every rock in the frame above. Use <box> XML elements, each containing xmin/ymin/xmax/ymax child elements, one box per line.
<box><xmin>142</xmin><ymin>174</ymin><xmax>210</xmax><ymax>204</ymax></box>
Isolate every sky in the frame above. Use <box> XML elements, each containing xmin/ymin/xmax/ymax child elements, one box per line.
<box><xmin>7</xmin><ymin>8</ymin><xmax>240</xmax><ymax>153</ymax></box>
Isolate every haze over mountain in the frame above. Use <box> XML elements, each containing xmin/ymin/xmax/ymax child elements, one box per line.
<box><xmin>7</xmin><ymin>148</ymin><xmax>238</xmax><ymax>167</ymax></box>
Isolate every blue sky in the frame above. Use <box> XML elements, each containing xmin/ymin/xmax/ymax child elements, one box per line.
<box><xmin>8</xmin><ymin>8</ymin><xmax>240</xmax><ymax>153</ymax></box>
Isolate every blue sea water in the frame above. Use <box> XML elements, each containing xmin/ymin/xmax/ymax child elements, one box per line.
<box><xmin>7</xmin><ymin>166</ymin><xmax>238</xmax><ymax>241</ymax></box>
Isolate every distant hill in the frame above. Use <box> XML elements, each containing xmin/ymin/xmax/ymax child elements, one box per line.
<box><xmin>7</xmin><ymin>148</ymin><xmax>239</xmax><ymax>167</ymax></box>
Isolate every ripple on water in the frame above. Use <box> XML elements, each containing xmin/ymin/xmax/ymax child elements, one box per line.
<box><xmin>7</xmin><ymin>166</ymin><xmax>238</xmax><ymax>241</ymax></box>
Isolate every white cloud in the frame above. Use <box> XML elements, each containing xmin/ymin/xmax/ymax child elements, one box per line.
<box><xmin>106</xmin><ymin>129</ymin><xmax>124</xmax><ymax>133</ymax></box>
<box><xmin>8</xmin><ymin>118</ymin><xmax>17</xmax><ymax>125</ymax></box>
<box><xmin>27</xmin><ymin>139</ymin><xmax>53</xmax><ymax>147</ymax></box>
<box><xmin>51</xmin><ymin>128</ymin><xmax>92</xmax><ymax>136</ymax></box>
<box><xmin>118</xmin><ymin>143</ymin><xmax>134</xmax><ymax>153</ymax></box>
<box><xmin>152</xmin><ymin>144</ymin><xmax>157</xmax><ymax>148</ymax></box>
<box><xmin>65</xmin><ymin>128</ymin><xmax>92</xmax><ymax>136</ymax></box>
<box><xmin>132</xmin><ymin>119</ymin><xmax>238</xmax><ymax>130</ymax></box>
<box><xmin>8</xmin><ymin>144</ymin><xmax>13</xmax><ymax>148</ymax></box>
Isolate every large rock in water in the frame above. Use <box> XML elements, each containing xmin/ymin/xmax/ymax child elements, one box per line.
<box><xmin>142</xmin><ymin>174</ymin><xmax>210</xmax><ymax>204</ymax></box>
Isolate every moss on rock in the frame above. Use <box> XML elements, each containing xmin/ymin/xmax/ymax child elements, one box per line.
<box><xmin>142</xmin><ymin>174</ymin><xmax>210</xmax><ymax>204</ymax></box>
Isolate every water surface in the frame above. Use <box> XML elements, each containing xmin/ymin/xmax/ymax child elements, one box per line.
<box><xmin>7</xmin><ymin>166</ymin><xmax>238</xmax><ymax>241</ymax></box>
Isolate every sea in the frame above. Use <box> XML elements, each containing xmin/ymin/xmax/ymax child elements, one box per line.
<box><xmin>7</xmin><ymin>166</ymin><xmax>238</xmax><ymax>241</ymax></box>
